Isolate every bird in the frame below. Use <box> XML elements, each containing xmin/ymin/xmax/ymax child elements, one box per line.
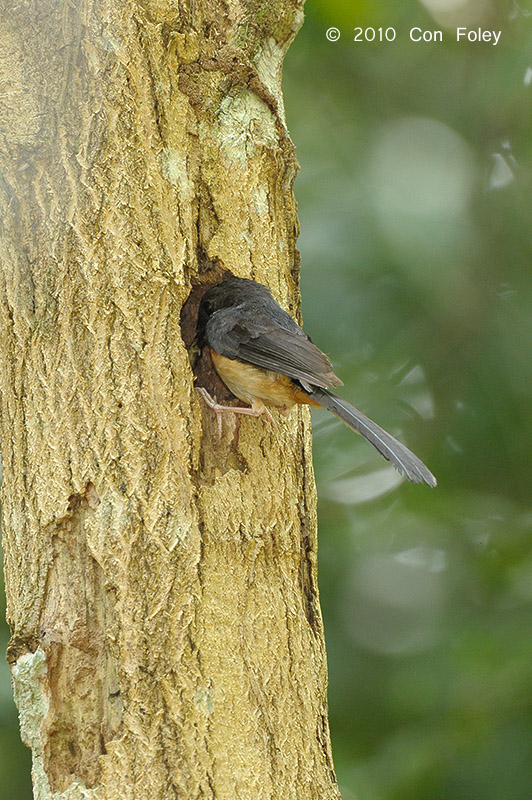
<box><xmin>194</xmin><ymin>276</ymin><xmax>436</xmax><ymax>486</ymax></box>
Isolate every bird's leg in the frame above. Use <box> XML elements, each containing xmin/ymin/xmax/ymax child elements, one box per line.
<box><xmin>196</xmin><ymin>387</ymin><xmax>274</xmax><ymax>435</ymax></box>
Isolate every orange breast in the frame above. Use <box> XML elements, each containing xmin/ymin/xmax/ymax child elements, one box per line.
<box><xmin>210</xmin><ymin>348</ymin><xmax>319</xmax><ymax>409</ymax></box>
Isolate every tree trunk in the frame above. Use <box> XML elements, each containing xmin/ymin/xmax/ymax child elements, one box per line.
<box><xmin>0</xmin><ymin>1</ymin><xmax>340</xmax><ymax>798</ymax></box>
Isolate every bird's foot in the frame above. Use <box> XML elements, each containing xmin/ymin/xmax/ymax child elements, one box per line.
<box><xmin>196</xmin><ymin>387</ymin><xmax>273</xmax><ymax>435</ymax></box>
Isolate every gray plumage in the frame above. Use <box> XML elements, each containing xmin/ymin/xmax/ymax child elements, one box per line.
<box><xmin>308</xmin><ymin>388</ymin><xmax>437</xmax><ymax>486</ymax></box>
<box><xmin>197</xmin><ymin>277</ymin><xmax>436</xmax><ymax>487</ymax></box>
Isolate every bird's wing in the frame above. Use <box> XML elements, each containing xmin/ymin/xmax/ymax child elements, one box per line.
<box><xmin>206</xmin><ymin>307</ymin><xmax>342</xmax><ymax>390</ymax></box>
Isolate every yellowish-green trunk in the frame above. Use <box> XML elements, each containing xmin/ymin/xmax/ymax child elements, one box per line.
<box><xmin>0</xmin><ymin>1</ymin><xmax>340</xmax><ymax>797</ymax></box>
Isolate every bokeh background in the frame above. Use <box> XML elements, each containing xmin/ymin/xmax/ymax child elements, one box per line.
<box><xmin>2</xmin><ymin>1</ymin><xmax>532</xmax><ymax>797</ymax></box>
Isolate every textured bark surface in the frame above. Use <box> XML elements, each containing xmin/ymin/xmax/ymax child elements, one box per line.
<box><xmin>0</xmin><ymin>1</ymin><xmax>340</xmax><ymax>798</ymax></box>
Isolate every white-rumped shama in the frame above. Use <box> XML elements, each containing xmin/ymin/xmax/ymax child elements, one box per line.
<box><xmin>195</xmin><ymin>276</ymin><xmax>436</xmax><ymax>486</ymax></box>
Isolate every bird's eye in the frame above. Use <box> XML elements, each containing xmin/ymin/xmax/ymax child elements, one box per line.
<box><xmin>202</xmin><ymin>299</ymin><xmax>214</xmax><ymax>315</ymax></box>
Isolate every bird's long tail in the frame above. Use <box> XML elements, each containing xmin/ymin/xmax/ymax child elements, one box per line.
<box><xmin>308</xmin><ymin>387</ymin><xmax>436</xmax><ymax>486</ymax></box>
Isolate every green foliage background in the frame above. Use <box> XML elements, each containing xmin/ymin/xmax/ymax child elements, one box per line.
<box><xmin>2</xmin><ymin>2</ymin><xmax>532</xmax><ymax>797</ymax></box>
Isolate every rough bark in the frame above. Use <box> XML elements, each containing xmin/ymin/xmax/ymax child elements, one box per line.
<box><xmin>0</xmin><ymin>1</ymin><xmax>340</xmax><ymax>798</ymax></box>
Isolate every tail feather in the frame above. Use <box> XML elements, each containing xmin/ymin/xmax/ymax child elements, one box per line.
<box><xmin>309</xmin><ymin>387</ymin><xmax>437</xmax><ymax>487</ymax></box>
